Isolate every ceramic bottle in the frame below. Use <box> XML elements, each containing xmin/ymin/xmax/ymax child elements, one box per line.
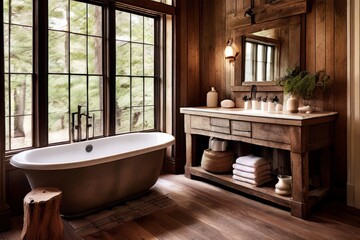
<box><xmin>207</xmin><ymin>87</ymin><xmax>218</xmax><ymax>107</ymax></box>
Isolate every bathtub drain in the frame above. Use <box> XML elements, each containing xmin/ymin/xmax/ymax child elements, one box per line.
<box><xmin>85</xmin><ymin>144</ymin><xmax>93</xmax><ymax>153</ymax></box>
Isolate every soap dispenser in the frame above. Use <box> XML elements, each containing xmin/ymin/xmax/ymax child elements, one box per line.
<box><xmin>206</xmin><ymin>87</ymin><xmax>218</xmax><ymax>107</ymax></box>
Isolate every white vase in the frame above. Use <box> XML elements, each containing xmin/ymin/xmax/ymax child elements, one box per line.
<box><xmin>286</xmin><ymin>95</ymin><xmax>299</xmax><ymax>113</ymax></box>
<box><xmin>275</xmin><ymin>175</ymin><xmax>292</xmax><ymax>196</ymax></box>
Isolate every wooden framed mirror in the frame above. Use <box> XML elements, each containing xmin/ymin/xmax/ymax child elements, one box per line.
<box><xmin>230</xmin><ymin>15</ymin><xmax>305</xmax><ymax>91</ymax></box>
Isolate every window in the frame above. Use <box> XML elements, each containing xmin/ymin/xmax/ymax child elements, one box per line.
<box><xmin>3</xmin><ymin>0</ymin><xmax>33</xmax><ymax>150</ymax></box>
<box><xmin>115</xmin><ymin>11</ymin><xmax>157</xmax><ymax>134</ymax></box>
<box><xmin>48</xmin><ymin>0</ymin><xmax>103</xmax><ymax>143</ymax></box>
<box><xmin>2</xmin><ymin>0</ymin><xmax>170</xmax><ymax>152</ymax></box>
<box><xmin>244</xmin><ymin>40</ymin><xmax>275</xmax><ymax>82</ymax></box>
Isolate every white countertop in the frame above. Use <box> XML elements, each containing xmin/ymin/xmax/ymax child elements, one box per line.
<box><xmin>180</xmin><ymin>107</ymin><xmax>338</xmax><ymax>120</ymax></box>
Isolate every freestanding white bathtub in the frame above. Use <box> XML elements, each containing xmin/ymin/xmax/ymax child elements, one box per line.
<box><xmin>10</xmin><ymin>132</ymin><xmax>175</xmax><ymax>218</ymax></box>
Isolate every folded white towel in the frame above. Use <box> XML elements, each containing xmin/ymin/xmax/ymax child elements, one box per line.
<box><xmin>232</xmin><ymin>174</ymin><xmax>273</xmax><ymax>186</ymax></box>
<box><xmin>232</xmin><ymin>163</ymin><xmax>271</xmax><ymax>173</ymax></box>
<box><xmin>235</xmin><ymin>155</ymin><xmax>270</xmax><ymax>167</ymax></box>
<box><xmin>232</xmin><ymin>169</ymin><xmax>271</xmax><ymax>180</ymax></box>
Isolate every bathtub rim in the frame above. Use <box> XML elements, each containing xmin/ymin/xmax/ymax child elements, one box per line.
<box><xmin>10</xmin><ymin>132</ymin><xmax>175</xmax><ymax>171</ymax></box>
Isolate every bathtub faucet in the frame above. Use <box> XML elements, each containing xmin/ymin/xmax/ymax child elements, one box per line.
<box><xmin>71</xmin><ymin>105</ymin><xmax>95</xmax><ymax>142</ymax></box>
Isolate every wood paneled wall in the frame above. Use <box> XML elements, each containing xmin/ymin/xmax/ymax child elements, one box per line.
<box><xmin>176</xmin><ymin>0</ymin><xmax>347</xmax><ymax>192</ymax></box>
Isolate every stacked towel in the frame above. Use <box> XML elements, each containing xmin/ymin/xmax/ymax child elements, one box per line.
<box><xmin>232</xmin><ymin>155</ymin><xmax>273</xmax><ymax>186</ymax></box>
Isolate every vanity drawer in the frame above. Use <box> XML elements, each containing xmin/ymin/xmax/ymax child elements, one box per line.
<box><xmin>252</xmin><ymin>123</ymin><xmax>290</xmax><ymax>144</ymax></box>
<box><xmin>210</xmin><ymin>117</ymin><xmax>230</xmax><ymax>134</ymax></box>
<box><xmin>231</xmin><ymin>120</ymin><xmax>251</xmax><ymax>137</ymax></box>
<box><xmin>191</xmin><ymin>116</ymin><xmax>211</xmax><ymax>130</ymax></box>
<box><xmin>190</xmin><ymin>116</ymin><xmax>230</xmax><ymax>134</ymax></box>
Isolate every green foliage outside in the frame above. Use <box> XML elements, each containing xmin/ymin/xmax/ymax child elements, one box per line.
<box><xmin>4</xmin><ymin>0</ymin><xmax>156</xmax><ymax>149</ymax></box>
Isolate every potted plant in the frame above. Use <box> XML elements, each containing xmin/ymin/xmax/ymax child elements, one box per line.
<box><xmin>277</xmin><ymin>66</ymin><xmax>329</xmax><ymax>113</ymax></box>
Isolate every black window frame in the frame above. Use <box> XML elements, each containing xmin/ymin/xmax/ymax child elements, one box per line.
<box><xmin>1</xmin><ymin>0</ymin><xmax>173</xmax><ymax>156</ymax></box>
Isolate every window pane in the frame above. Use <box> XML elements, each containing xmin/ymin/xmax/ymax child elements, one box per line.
<box><xmin>4</xmin><ymin>24</ymin><xmax>9</xmax><ymax>72</ymax></box>
<box><xmin>88</xmin><ymin>5</ymin><xmax>102</xmax><ymax>36</ymax></box>
<box><xmin>10</xmin><ymin>115</ymin><xmax>32</xmax><ymax>149</ymax></box>
<box><xmin>131</xmin><ymin>43</ymin><xmax>143</xmax><ymax>76</ymax></box>
<box><xmin>144</xmin><ymin>77</ymin><xmax>154</xmax><ymax>105</ymax></box>
<box><xmin>116</xmin><ymin>11</ymin><xmax>130</xmax><ymax>41</ymax></box>
<box><xmin>88</xmin><ymin>76</ymin><xmax>102</xmax><ymax>111</ymax></box>
<box><xmin>257</xmin><ymin>45</ymin><xmax>265</xmax><ymax>61</ymax></box>
<box><xmin>131</xmin><ymin>107</ymin><xmax>143</xmax><ymax>131</ymax></box>
<box><xmin>144</xmin><ymin>17</ymin><xmax>154</xmax><ymax>44</ymax></box>
<box><xmin>144</xmin><ymin>106</ymin><xmax>154</xmax><ymax>130</ymax></box>
<box><xmin>5</xmin><ymin>117</ymin><xmax>10</xmax><ymax>151</ymax></box>
<box><xmin>245</xmin><ymin>42</ymin><xmax>253</xmax><ymax>59</ymax></box>
<box><xmin>88</xmin><ymin>36</ymin><xmax>102</xmax><ymax>74</ymax></box>
<box><xmin>10</xmin><ymin>25</ymin><xmax>32</xmax><ymax>73</ymax></box>
<box><xmin>116</xmin><ymin>41</ymin><xmax>130</xmax><ymax>75</ymax></box>
<box><xmin>10</xmin><ymin>74</ymin><xmax>32</xmax><ymax>116</ymax></box>
<box><xmin>131</xmin><ymin>14</ymin><xmax>143</xmax><ymax>42</ymax></box>
<box><xmin>70</xmin><ymin>1</ymin><xmax>86</xmax><ymax>34</ymax></box>
<box><xmin>117</xmin><ymin>108</ymin><xmax>130</xmax><ymax>133</ymax></box>
<box><xmin>132</xmin><ymin>77</ymin><xmax>143</xmax><ymax>107</ymax></box>
<box><xmin>49</xmin><ymin>31</ymin><xmax>69</xmax><ymax>73</ymax></box>
<box><xmin>144</xmin><ymin>45</ymin><xmax>154</xmax><ymax>76</ymax></box>
<box><xmin>48</xmin><ymin>74</ymin><xmax>69</xmax><ymax>143</ymax></box>
<box><xmin>3</xmin><ymin>0</ymin><xmax>9</xmax><ymax>23</ymax></box>
<box><xmin>70</xmin><ymin>34</ymin><xmax>87</xmax><ymax>74</ymax></box>
<box><xmin>49</xmin><ymin>0</ymin><xmax>68</xmax><ymax>31</ymax></box>
<box><xmin>90</xmin><ymin>110</ymin><xmax>103</xmax><ymax>137</ymax></box>
<box><xmin>244</xmin><ymin>59</ymin><xmax>253</xmax><ymax>82</ymax></box>
<box><xmin>116</xmin><ymin>77</ymin><xmax>130</xmax><ymax>133</ymax></box>
<box><xmin>4</xmin><ymin>75</ymin><xmax>9</xmax><ymax>117</ymax></box>
<box><xmin>10</xmin><ymin>0</ymin><xmax>32</xmax><ymax>26</ymax></box>
<box><xmin>48</xmin><ymin>113</ymin><xmax>69</xmax><ymax>143</ymax></box>
<box><xmin>70</xmin><ymin>75</ymin><xmax>87</xmax><ymax>113</ymax></box>
<box><xmin>256</xmin><ymin>62</ymin><xmax>265</xmax><ymax>81</ymax></box>
<box><xmin>116</xmin><ymin>77</ymin><xmax>131</xmax><ymax>107</ymax></box>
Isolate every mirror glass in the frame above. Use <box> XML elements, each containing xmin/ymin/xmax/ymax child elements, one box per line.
<box><xmin>240</xmin><ymin>24</ymin><xmax>301</xmax><ymax>86</ymax></box>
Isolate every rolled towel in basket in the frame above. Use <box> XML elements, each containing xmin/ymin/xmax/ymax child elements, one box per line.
<box><xmin>232</xmin><ymin>169</ymin><xmax>271</xmax><ymax>180</ymax></box>
<box><xmin>232</xmin><ymin>174</ymin><xmax>273</xmax><ymax>186</ymax></box>
<box><xmin>235</xmin><ymin>155</ymin><xmax>270</xmax><ymax>167</ymax></box>
<box><xmin>232</xmin><ymin>163</ymin><xmax>271</xmax><ymax>173</ymax></box>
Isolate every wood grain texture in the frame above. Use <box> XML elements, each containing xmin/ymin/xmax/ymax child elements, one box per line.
<box><xmin>21</xmin><ymin>188</ymin><xmax>63</xmax><ymax>240</ymax></box>
<box><xmin>174</xmin><ymin>0</ymin><xmax>348</xmax><ymax>195</ymax></box>
<box><xmin>2</xmin><ymin>174</ymin><xmax>360</xmax><ymax>240</ymax></box>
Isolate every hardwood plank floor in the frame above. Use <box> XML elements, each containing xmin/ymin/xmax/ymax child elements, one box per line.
<box><xmin>2</xmin><ymin>173</ymin><xmax>360</xmax><ymax>240</ymax></box>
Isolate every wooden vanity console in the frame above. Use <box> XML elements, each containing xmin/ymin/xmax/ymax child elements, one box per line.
<box><xmin>180</xmin><ymin>107</ymin><xmax>338</xmax><ymax>219</ymax></box>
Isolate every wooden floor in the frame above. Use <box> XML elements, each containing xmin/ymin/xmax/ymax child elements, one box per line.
<box><xmin>2</xmin><ymin>173</ymin><xmax>360</xmax><ymax>240</ymax></box>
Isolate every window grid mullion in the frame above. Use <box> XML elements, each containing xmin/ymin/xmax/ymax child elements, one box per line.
<box><xmin>142</xmin><ymin>16</ymin><xmax>145</xmax><ymax>131</ymax></box>
<box><xmin>129</xmin><ymin>13</ymin><xmax>133</xmax><ymax>132</ymax></box>
<box><xmin>67</xmin><ymin>0</ymin><xmax>71</xmax><ymax>141</ymax></box>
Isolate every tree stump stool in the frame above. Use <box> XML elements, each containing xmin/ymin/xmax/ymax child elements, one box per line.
<box><xmin>21</xmin><ymin>187</ymin><xmax>64</xmax><ymax>240</ymax></box>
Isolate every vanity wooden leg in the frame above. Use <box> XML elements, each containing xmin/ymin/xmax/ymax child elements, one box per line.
<box><xmin>290</xmin><ymin>152</ymin><xmax>309</xmax><ymax>218</ymax></box>
<box><xmin>185</xmin><ymin>133</ymin><xmax>196</xmax><ymax>178</ymax></box>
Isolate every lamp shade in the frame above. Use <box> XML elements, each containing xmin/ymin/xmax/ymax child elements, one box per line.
<box><xmin>224</xmin><ymin>38</ymin><xmax>240</xmax><ymax>60</ymax></box>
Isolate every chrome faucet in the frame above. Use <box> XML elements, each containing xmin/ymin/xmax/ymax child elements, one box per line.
<box><xmin>71</xmin><ymin>105</ymin><xmax>94</xmax><ymax>142</ymax></box>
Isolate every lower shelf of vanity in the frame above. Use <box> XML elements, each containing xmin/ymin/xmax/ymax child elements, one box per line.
<box><xmin>188</xmin><ymin>166</ymin><xmax>330</xmax><ymax>209</ymax></box>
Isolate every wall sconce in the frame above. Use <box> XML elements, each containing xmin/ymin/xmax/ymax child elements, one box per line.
<box><xmin>224</xmin><ymin>37</ymin><xmax>240</xmax><ymax>61</ymax></box>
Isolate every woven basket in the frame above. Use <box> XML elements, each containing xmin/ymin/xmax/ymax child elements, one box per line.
<box><xmin>201</xmin><ymin>149</ymin><xmax>234</xmax><ymax>173</ymax></box>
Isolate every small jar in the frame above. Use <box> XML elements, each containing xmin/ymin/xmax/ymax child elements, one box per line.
<box><xmin>275</xmin><ymin>175</ymin><xmax>292</xmax><ymax>196</ymax></box>
<box><xmin>261</xmin><ymin>101</ymin><xmax>268</xmax><ymax>111</ymax></box>
<box><xmin>244</xmin><ymin>101</ymin><xmax>251</xmax><ymax>110</ymax></box>
<box><xmin>267</xmin><ymin>102</ymin><xmax>275</xmax><ymax>112</ymax></box>
<box><xmin>252</xmin><ymin>100</ymin><xmax>260</xmax><ymax>110</ymax></box>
